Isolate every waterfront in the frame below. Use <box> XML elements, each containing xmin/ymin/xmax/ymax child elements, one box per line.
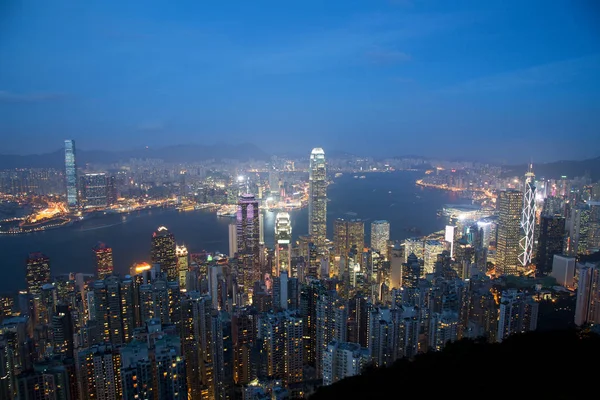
<box><xmin>0</xmin><ymin>171</ymin><xmax>471</xmax><ymax>292</ymax></box>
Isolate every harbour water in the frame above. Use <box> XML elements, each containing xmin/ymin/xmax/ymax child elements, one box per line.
<box><xmin>0</xmin><ymin>171</ymin><xmax>470</xmax><ymax>292</ymax></box>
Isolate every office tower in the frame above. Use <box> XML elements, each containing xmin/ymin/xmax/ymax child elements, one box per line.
<box><xmin>106</xmin><ymin>175</ymin><xmax>117</xmax><ymax>206</ymax></box>
<box><xmin>496</xmin><ymin>289</ymin><xmax>538</xmax><ymax>342</ymax></box>
<box><xmin>64</xmin><ymin>139</ymin><xmax>78</xmax><ymax>209</ymax></box>
<box><xmin>574</xmin><ymin>263</ymin><xmax>600</xmax><ymax>326</ymax></box>
<box><xmin>176</xmin><ymin>245</ymin><xmax>189</xmax><ymax>289</ymax></box>
<box><xmin>445</xmin><ymin>225</ymin><xmax>457</xmax><ymax>259</ymax></box>
<box><xmin>566</xmin><ymin>204</ymin><xmax>592</xmax><ymax>256</ymax></box>
<box><xmin>496</xmin><ymin>190</ymin><xmax>524</xmax><ymax>276</ymax></box>
<box><xmin>275</xmin><ymin>212</ymin><xmax>292</xmax><ymax>276</ymax></box>
<box><xmin>237</xmin><ymin>194</ymin><xmax>260</xmax><ymax>265</ymax></box>
<box><xmin>309</xmin><ymin>148</ymin><xmax>327</xmax><ymax>252</ymax></box>
<box><xmin>259</xmin><ymin>211</ymin><xmax>265</xmax><ymax>244</ymax></box>
<box><xmin>26</xmin><ymin>252</ymin><xmax>51</xmax><ymax>296</ymax></box>
<box><xmin>551</xmin><ymin>255</ymin><xmax>576</xmax><ymax>288</ymax></box>
<box><xmin>77</xmin><ymin>344</ymin><xmax>122</xmax><ymax>399</ymax></box>
<box><xmin>151</xmin><ymin>226</ymin><xmax>177</xmax><ymax>281</ymax></box>
<box><xmin>535</xmin><ymin>215</ymin><xmax>565</xmax><ymax>275</ymax></box>
<box><xmin>371</xmin><ymin>220</ymin><xmax>390</xmax><ymax>254</ymax></box>
<box><xmin>316</xmin><ymin>291</ymin><xmax>347</xmax><ymax>378</ymax></box>
<box><xmin>322</xmin><ymin>341</ymin><xmax>369</xmax><ymax>386</ymax></box>
<box><xmin>519</xmin><ymin>165</ymin><xmax>536</xmax><ymax>267</ymax></box>
<box><xmin>93</xmin><ymin>242</ymin><xmax>114</xmax><ymax>279</ymax></box>
<box><xmin>334</xmin><ymin>219</ymin><xmax>365</xmax><ymax>258</ymax></box>
<box><xmin>92</xmin><ymin>275</ymin><xmax>135</xmax><ymax>344</ymax></box>
<box><xmin>80</xmin><ymin>172</ymin><xmax>108</xmax><ymax>208</ymax></box>
<box><xmin>52</xmin><ymin>304</ymin><xmax>74</xmax><ymax>359</ymax></box>
<box><xmin>179</xmin><ymin>170</ymin><xmax>187</xmax><ymax>199</ymax></box>
<box><xmin>403</xmin><ymin>238</ymin><xmax>424</xmax><ymax>262</ymax></box>
<box><xmin>228</xmin><ymin>223</ymin><xmax>237</xmax><ymax>258</ymax></box>
<box><xmin>424</xmin><ymin>240</ymin><xmax>444</xmax><ymax>275</ymax></box>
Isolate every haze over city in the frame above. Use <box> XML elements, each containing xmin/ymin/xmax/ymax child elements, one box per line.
<box><xmin>1</xmin><ymin>0</ymin><xmax>600</xmax><ymax>162</ymax></box>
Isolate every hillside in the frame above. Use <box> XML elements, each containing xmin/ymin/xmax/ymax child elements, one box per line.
<box><xmin>310</xmin><ymin>330</ymin><xmax>599</xmax><ymax>400</ymax></box>
<box><xmin>0</xmin><ymin>143</ymin><xmax>270</xmax><ymax>169</ymax></box>
<box><xmin>503</xmin><ymin>156</ymin><xmax>600</xmax><ymax>180</ymax></box>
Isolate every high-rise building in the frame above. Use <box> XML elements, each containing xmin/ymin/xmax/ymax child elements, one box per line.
<box><xmin>309</xmin><ymin>148</ymin><xmax>327</xmax><ymax>253</ymax></box>
<box><xmin>423</xmin><ymin>240</ymin><xmax>444</xmax><ymax>275</ymax></box>
<box><xmin>496</xmin><ymin>190</ymin><xmax>524</xmax><ymax>276</ymax></box>
<box><xmin>275</xmin><ymin>212</ymin><xmax>292</xmax><ymax>276</ymax></box>
<box><xmin>535</xmin><ymin>215</ymin><xmax>565</xmax><ymax>275</ymax></box>
<box><xmin>237</xmin><ymin>194</ymin><xmax>261</xmax><ymax>270</ymax></box>
<box><xmin>496</xmin><ymin>289</ymin><xmax>538</xmax><ymax>342</ymax></box>
<box><xmin>26</xmin><ymin>252</ymin><xmax>51</xmax><ymax>295</ymax></box>
<box><xmin>151</xmin><ymin>226</ymin><xmax>177</xmax><ymax>281</ymax></box>
<box><xmin>519</xmin><ymin>165</ymin><xmax>536</xmax><ymax>267</ymax></box>
<box><xmin>92</xmin><ymin>275</ymin><xmax>136</xmax><ymax>344</ymax></box>
<box><xmin>370</xmin><ymin>220</ymin><xmax>390</xmax><ymax>255</ymax></box>
<box><xmin>333</xmin><ymin>219</ymin><xmax>364</xmax><ymax>262</ymax></box>
<box><xmin>80</xmin><ymin>173</ymin><xmax>108</xmax><ymax>208</ymax></box>
<box><xmin>322</xmin><ymin>340</ymin><xmax>369</xmax><ymax>386</ymax></box>
<box><xmin>574</xmin><ymin>262</ymin><xmax>600</xmax><ymax>326</ymax></box>
<box><xmin>76</xmin><ymin>344</ymin><xmax>122</xmax><ymax>399</ymax></box>
<box><xmin>94</xmin><ymin>242</ymin><xmax>114</xmax><ymax>279</ymax></box>
<box><xmin>176</xmin><ymin>245</ymin><xmax>189</xmax><ymax>290</ymax></box>
<box><xmin>316</xmin><ymin>291</ymin><xmax>347</xmax><ymax>378</ymax></box>
<box><xmin>64</xmin><ymin>139</ymin><xmax>78</xmax><ymax>209</ymax></box>
<box><xmin>551</xmin><ymin>255</ymin><xmax>576</xmax><ymax>288</ymax></box>
<box><xmin>107</xmin><ymin>175</ymin><xmax>117</xmax><ymax>206</ymax></box>
<box><xmin>228</xmin><ymin>223</ymin><xmax>237</xmax><ymax>258</ymax></box>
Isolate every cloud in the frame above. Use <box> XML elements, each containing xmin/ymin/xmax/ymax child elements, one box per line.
<box><xmin>0</xmin><ymin>90</ymin><xmax>66</xmax><ymax>103</ymax></box>
<box><xmin>439</xmin><ymin>54</ymin><xmax>600</xmax><ymax>94</ymax></box>
<box><xmin>366</xmin><ymin>49</ymin><xmax>412</xmax><ymax>64</ymax></box>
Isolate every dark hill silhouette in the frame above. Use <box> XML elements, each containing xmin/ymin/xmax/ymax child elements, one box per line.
<box><xmin>0</xmin><ymin>143</ymin><xmax>269</xmax><ymax>169</ymax></box>
<box><xmin>310</xmin><ymin>330</ymin><xmax>599</xmax><ymax>400</ymax></box>
<box><xmin>503</xmin><ymin>156</ymin><xmax>600</xmax><ymax>180</ymax></box>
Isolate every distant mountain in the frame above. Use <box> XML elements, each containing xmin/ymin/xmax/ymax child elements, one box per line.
<box><xmin>503</xmin><ymin>156</ymin><xmax>600</xmax><ymax>180</ymax></box>
<box><xmin>0</xmin><ymin>143</ymin><xmax>270</xmax><ymax>169</ymax></box>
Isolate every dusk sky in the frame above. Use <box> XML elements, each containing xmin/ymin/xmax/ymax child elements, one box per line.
<box><xmin>1</xmin><ymin>0</ymin><xmax>599</xmax><ymax>162</ymax></box>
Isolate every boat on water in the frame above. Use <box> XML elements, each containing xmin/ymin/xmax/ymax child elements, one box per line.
<box><xmin>217</xmin><ymin>205</ymin><xmax>237</xmax><ymax>217</ymax></box>
<box><xmin>334</xmin><ymin>173</ymin><xmax>343</xmax><ymax>178</ymax></box>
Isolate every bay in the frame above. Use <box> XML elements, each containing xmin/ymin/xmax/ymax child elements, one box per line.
<box><xmin>0</xmin><ymin>171</ymin><xmax>469</xmax><ymax>292</ymax></box>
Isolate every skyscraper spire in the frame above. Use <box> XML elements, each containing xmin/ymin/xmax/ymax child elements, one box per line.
<box><xmin>519</xmin><ymin>164</ymin><xmax>536</xmax><ymax>267</ymax></box>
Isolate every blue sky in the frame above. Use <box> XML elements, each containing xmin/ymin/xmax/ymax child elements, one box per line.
<box><xmin>0</xmin><ymin>0</ymin><xmax>599</xmax><ymax>162</ymax></box>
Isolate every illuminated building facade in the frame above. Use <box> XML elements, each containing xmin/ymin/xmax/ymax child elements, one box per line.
<box><xmin>26</xmin><ymin>252</ymin><xmax>51</xmax><ymax>295</ymax></box>
<box><xmin>333</xmin><ymin>219</ymin><xmax>364</xmax><ymax>262</ymax></box>
<box><xmin>496</xmin><ymin>289</ymin><xmax>538</xmax><ymax>342</ymax></box>
<box><xmin>275</xmin><ymin>212</ymin><xmax>292</xmax><ymax>276</ymax></box>
<box><xmin>93</xmin><ymin>242</ymin><xmax>114</xmax><ymax>279</ymax></box>
<box><xmin>322</xmin><ymin>340</ymin><xmax>368</xmax><ymax>386</ymax></box>
<box><xmin>76</xmin><ymin>344</ymin><xmax>122</xmax><ymax>400</ymax></box>
<box><xmin>237</xmin><ymin>194</ymin><xmax>261</xmax><ymax>270</ymax></box>
<box><xmin>424</xmin><ymin>240</ymin><xmax>444</xmax><ymax>275</ymax></box>
<box><xmin>309</xmin><ymin>148</ymin><xmax>327</xmax><ymax>253</ymax></box>
<box><xmin>151</xmin><ymin>226</ymin><xmax>177</xmax><ymax>281</ymax></box>
<box><xmin>80</xmin><ymin>173</ymin><xmax>108</xmax><ymax>208</ymax></box>
<box><xmin>64</xmin><ymin>139</ymin><xmax>78</xmax><ymax>209</ymax></box>
<box><xmin>370</xmin><ymin>220</ymin><xmax>390</xmax><ymax>255</ymax></box>
<box><xmin>176</xmin><ymin>245</ymin><xmax>189</xmax><ymax>290</ymax></box>
<box><xmin>496</xmin><ymin>190</ymin><xmax>523</xmax><ymax>276</ymax></box>
<box><xmin>519</xmin><ymin>165</ymin><xmax>536</xmax><ymax>267</ymax></box>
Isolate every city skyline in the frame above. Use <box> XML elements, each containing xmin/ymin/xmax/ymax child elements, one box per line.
<box><xmin>1</xmin><ymin>1</ymin><xmax>599</xmax><ymax>161</ymax></box>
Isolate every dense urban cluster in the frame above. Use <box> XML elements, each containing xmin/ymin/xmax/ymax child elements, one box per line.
<box><xmin>1</xmin><ymin>143</ymin><xmax>600</xmax><ymax>400</ymax></box>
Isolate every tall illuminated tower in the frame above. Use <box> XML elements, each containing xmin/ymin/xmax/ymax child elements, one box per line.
<box><xmin>370</xmin><ymin>220</ymin><xmax>390</xmax><ymax>254</ymax></box>
<box><xmin>496</xmin><ymin>190</ymin><xmax>523</xmax><ymax>276</ymax></box>
<box><xmin>275</xmin><ymin>212</ymin><xmax>292</xmax><ymax>276</ymax></box>
<box><xmin>176</xmin><ymin>245</ymin><xmax>189</xmax><ymax>289</ymax></box>
<box><xmin>519</xmin><ymin>165</ymin><xmax>536</xmax><ymax>267</ymax></box>
<box><xmin>151</xmin><ymin>226</ymin><xmax>177</xmax><ymax>281</ymax></box>
<box><xmin>26</xmin><ymin>252</ymin><xmax>51</xmax><ymax>295</ymax></box>
<box><xmin>64</xmin><ymin>139</ymin><xmax>78</xmax><ymax>209</ymax></box>
<box><xmin>93</xmin><ymin>242</ymin><xmax>114</xmax><ymax>279</ymax></box>
<box><xmin>237</xmin><ymin>194</ymin><xmax>260</xmax><ymax>268</ymax></box>
<box><xmin>309</xmin><ymin>148</ymin><xmax>327</xmax><ymax>252</ymax></box>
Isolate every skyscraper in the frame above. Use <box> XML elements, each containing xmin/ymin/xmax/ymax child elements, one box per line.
<box><xmin>80</xmin><ymin>173</ymin><xmax>108</xmax><ymax>208</ymax></box>
<box><xmin>519</xmin><ymin>165</ymin><xmax>536</xmax><ymax>267</ymax></box>
<box><xmin>26</xmin><ymin>253</ymin><xmax>51</xmax><ymax>295</ymax></box>
<box><xmin>228</xmin><ymin>223</ymin><xmax>237</xmax><ymax>258</ymax></box>
<box><xmin>176</xmin><ymin>245</ymin><xmax>189</xmax><ymax>289</ymax></box>
<box><xmin>370</xmin><ymin>220</ymin><xmax>390</xmax><ymax>255</ymax></box>
<box><xmin>536</xmin><ymin>215</ymin><xmax>565</xmax><ymax>275</ymax></box>
<box><xmin>151</xmin><ymin>226</ymin><xmax>177</xmax><ymax>281</ymax></box>
<box><xmin>333</xmin><ymin>219</ymin><xmax>365</xmax><ymax>259</ymax></box>
<box><xmin>93</xmin><ymin>242</ymin><xmax>114</xmax><ymax>279</ymax></box>
<box><xmin>574</xmin><ymin>262</ymin><xmax>600</xmax><ymax>326</ymax></box>
<box><xmin>64</xmin><ymin>139</ymin><xmax>78</xmax><ymax>209</ymax></box>
<box><xmin>237</xmin><ymin>194</ymin><xmax>260</xmax><ymax>267</ymax></box>
<box><xmin>496</xmin><ymin>190</ymin><xmax>523</xmax><ymax>276</ymax></box>
<box><xmin>275</xmin><ymin>212</ymin><xmax>292</xmax><ymax>276</ymax></box>
<box><xmin>309</xmin><ymin>148</ymin><xmax>327</xmax><ymax>253</ymax></box>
